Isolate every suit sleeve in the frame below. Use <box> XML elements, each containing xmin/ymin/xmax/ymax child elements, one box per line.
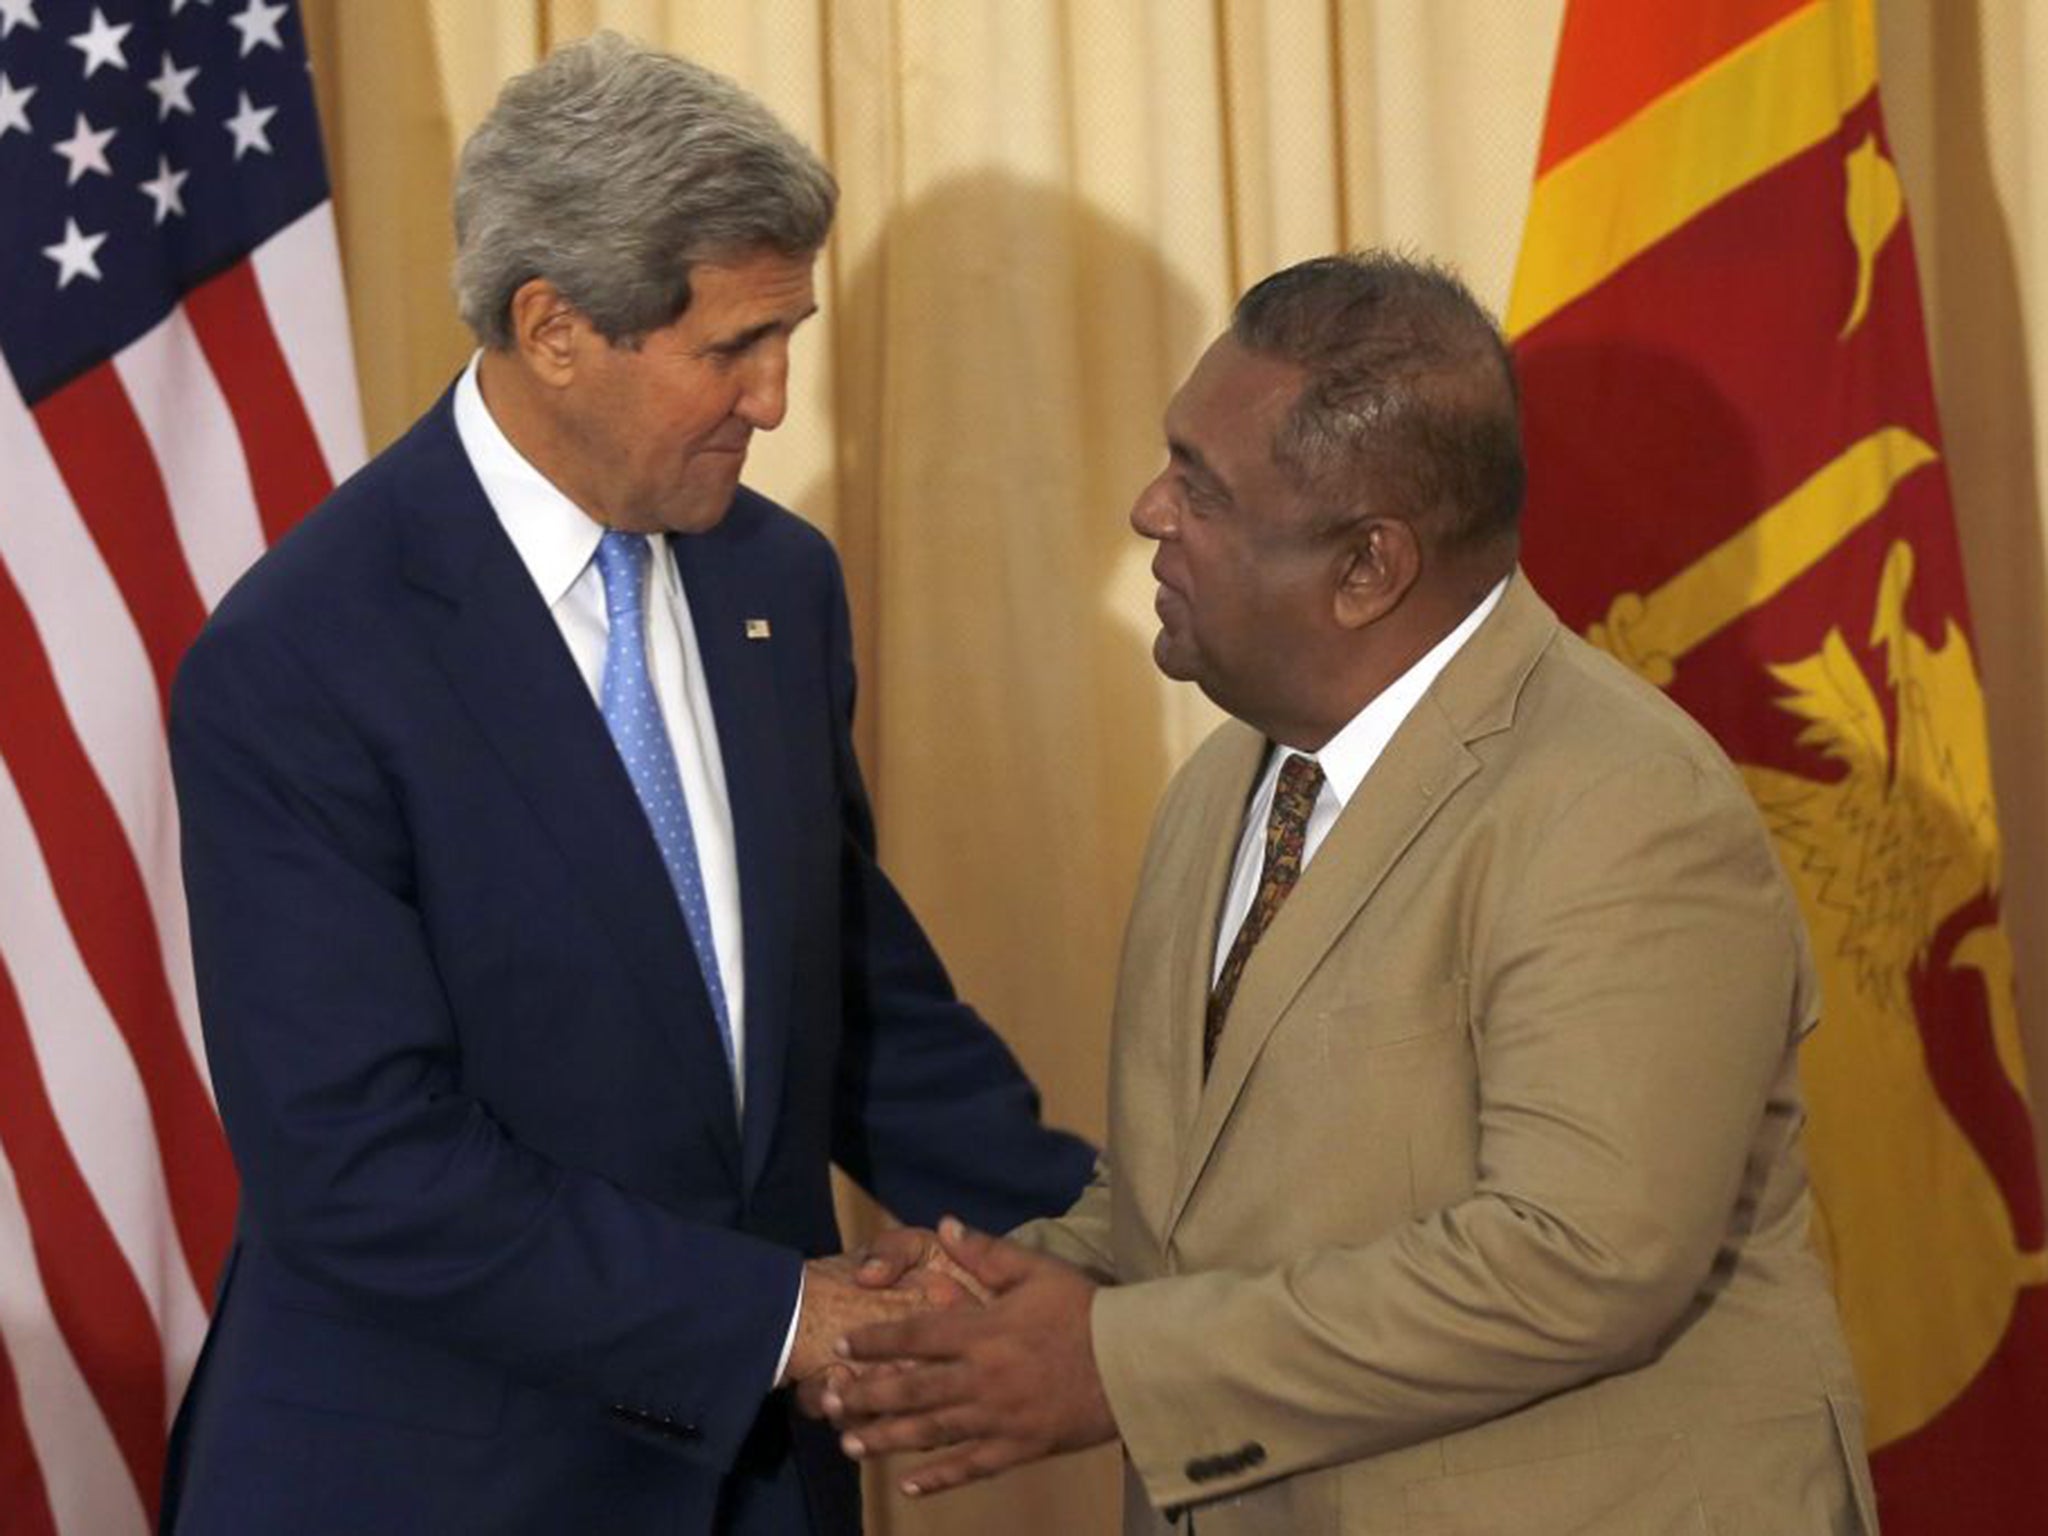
<box><xmin>1088</xmin><ymin>752</ymin><xmax>1805</xmax><ymax>1510</ymax></box>
<box><xmin>171</xmin><ymin>617</ymin><xmax>799</xmax><ymax>1473</ymax></box>
<box><xmin>816</xmin><ymin>560</ymin><xmax>1096</xmax><ymax>1232</ymax></box>
<box><xmin>1009</xmin><ymin>1160</ymin><xmax>1118</xmax><ymax>1284</ymax></box>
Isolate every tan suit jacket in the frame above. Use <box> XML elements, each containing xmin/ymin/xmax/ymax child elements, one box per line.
<box><xmin>1019</xmin><ymin>574</ymin><xmax>1878</xmax><ymax>1535</ymax></box>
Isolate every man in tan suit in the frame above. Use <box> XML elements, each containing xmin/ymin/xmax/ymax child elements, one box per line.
<box><xmin>825</xmin><ymin>252</ymin><xmax>1878</xmax><ymax>1534</ymax></box>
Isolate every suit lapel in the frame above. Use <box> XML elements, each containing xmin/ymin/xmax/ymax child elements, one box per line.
<box><xmin>1163</xmin><ymin>710</ymin><xmax>1478</xmax><ymax>1239</ymax></box>
<box><xmin>1162</xmin><ymin>574</ymin><xmax>1558</xmax><ymax>1240</ymax></box>
<box><xmin>669</xmin><ymin>516</ymin><xmax>793</xmax><ymax>1194</ymax></box>
<box><xmin>1158</xmin><ymin>728</ymin><xmax>1266</xmax><ymax>1155</ymax></box>
<box><xmin>397</xmin><ymin>398</ymin><xmax>743</xmax><ymax>1178</ymax></box>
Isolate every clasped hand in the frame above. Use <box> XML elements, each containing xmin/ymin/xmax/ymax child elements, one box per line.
<box><xmin>783</xmin><ymin>1227</ymin><xmax>990</xmax><ymax>1403</ymax></box>
<box><xmin>806</xmin><ymin>1216</ymin><xmax>1118</xmax><ymax>1498</ymax></box>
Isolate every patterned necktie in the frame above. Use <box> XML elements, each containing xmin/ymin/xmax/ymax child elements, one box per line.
<box><xmin>594</xmin><ymin>531</ymin><xmax>736</xmax><ymax>1079</ymax></box>
<box><xmin>1205</xmin><ymin>752</ymin><xmax>1325</xmax><ymax>1077</ymax></box>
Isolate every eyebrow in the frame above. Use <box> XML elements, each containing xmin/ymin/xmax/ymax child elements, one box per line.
<box><xmin>709</xmin><ymin>303</ymin><xmax>820</xmax><ymax>354</ymax></box>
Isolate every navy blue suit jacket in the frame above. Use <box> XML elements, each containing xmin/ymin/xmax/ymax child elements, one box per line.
<box><xmin>161</xmin><ymin>391</ymin><xmax>1093</xmax><ymax>1534</ymax></box>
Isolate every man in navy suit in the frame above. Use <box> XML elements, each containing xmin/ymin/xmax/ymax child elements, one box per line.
<box><xmin>161</xmin><ymin>32</ymin><xmax>1092</xmax><ymax>1534</ymax></box>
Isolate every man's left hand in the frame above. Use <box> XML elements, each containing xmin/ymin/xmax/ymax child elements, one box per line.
<box><xmin>824</xmin><ymin>1216</ymin><xmax>1118</xmax><ymax>1496</ymax></box>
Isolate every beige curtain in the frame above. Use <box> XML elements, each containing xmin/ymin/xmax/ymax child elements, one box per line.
<box><xmin>297</xmin><ymin>4</ymin><xmax>2048</xmax><ymax>1531</ymax></box>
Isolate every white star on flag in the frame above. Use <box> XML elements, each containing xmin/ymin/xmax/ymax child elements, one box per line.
<box><xmin>147</xmin><ymin>53</ymin><xmax>201</xmax><ymax>119</ymax></box>
<box><xmin>42</xmin><ymin>217</ymin><xmax>107</xmax><ymax>288</ymax></box>
<box><xmin>52</xmin><ymin>112</ymin><xmax>117</xmax><ymax>185</ymax></box>
<box><xmin>0</xmin><ymin>0</ymin><xmax>38</xmax><ymax>42</ymax></box>
<box><xmin>139</xmin><ymin>155</ymin><xmax>189</xmax><ymax>224</ymax></box>
<box><xmin>224</xmin><ymin>90</ymin><xmax>275</xmax><ymax>159</ymax></box>
<box><xmin>0</xmin><ymin>71</ymin><xmax>33</xmax><ymax>140</ymax></box>
<box><xmin>67</xmin><ymin>6</ymin><xmax>132</xmax><ymax>78</ymax></box>
<box><xmin>171</xmin><ymin>0</ymin><xmax>214</xmax><ymax>10</ymax></box>
<box><xmin>228</xmin><ymin>0</ymin><xmax>287</xmax><ymax>57</ymax></box>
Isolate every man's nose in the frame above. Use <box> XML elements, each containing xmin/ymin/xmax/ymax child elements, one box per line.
<box><xmin>737</xmin><ymin>347</ymin><xmax>791</xmax><ymax>431</ymax></box>
<box><xmin>1129</xmin><ymin>476</ymin><xmax>1177</xmax><ymax>541</ymax></box>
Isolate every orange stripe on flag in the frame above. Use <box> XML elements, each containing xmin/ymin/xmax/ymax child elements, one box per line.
<box><xmin>1538</xmin><ymin>0</ymin><xmax>1816</xmax><ymax>174</ymax></box>
<box><xmin>1511</xmin><ymin>0</ymin><xmax>1876</xmax><ymax>338</ymax></box>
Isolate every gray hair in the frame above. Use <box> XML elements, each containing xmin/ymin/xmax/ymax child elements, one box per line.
<box><xmin>1233</xmin><ymin>251</ymin><xmax>1524</xmax><ymax>551</ymax></box>
<box><xmin>453</xmin><ymin>31</ymin><xmax>837</xmax><ymax>348</ymax></box>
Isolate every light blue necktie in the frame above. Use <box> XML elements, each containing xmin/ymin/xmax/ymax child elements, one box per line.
<box><xmin>594</xmin><ymin>531</ymin><xmax>736</xmax><ymax>1078</ymax></box>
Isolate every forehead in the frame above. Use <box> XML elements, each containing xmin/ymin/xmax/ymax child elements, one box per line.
<box><xmin>1167</xmin><ymin>336</ymin><xmax>1305</xmax><ymax>463</ymax></box>
<box><xmin>685</xmin><ymin>247</ymin><xmax>819</xmax><ymax>320</ymax></box>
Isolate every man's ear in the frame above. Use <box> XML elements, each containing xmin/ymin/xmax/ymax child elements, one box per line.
<box><xmin>1333</xmin><ymin>517</ymin><xmax>1422</xmax><ymax>630</ymax></box>
<box><xmin>506</xmin><ymin>277</ymin><xmax>586</xmax><ymax>387</ymax></box>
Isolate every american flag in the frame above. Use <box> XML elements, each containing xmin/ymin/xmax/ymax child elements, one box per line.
<box><xmin>0</xmin><ymin>1</ymin><xmax>360</xmax><ymax>1528</ymax></box>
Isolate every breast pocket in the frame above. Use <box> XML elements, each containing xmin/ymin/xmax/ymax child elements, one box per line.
<box><xmin>1316</xmin><ymin>980</ymin><xmax>1467</xmax><ymax>1054</ymax></box>
<box><xmin>1306</xmin><ymin>980</ymin><xmax>1477</xmax><ymax>1222</ymax></box>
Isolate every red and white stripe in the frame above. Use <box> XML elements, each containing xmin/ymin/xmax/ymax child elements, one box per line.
<box><xmin>0</xmin><ymin>202</ymin><xmax>363</xmax><ymax>1534</ymax></box>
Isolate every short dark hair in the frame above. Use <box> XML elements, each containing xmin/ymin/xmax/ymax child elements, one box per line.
<box><xmin>1231</xmin><ymin>251</ymin><xmax>1524</xmax><ymax>551</ymax></box>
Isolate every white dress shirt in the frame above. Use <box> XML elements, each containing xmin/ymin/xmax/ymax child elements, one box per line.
<box><xmin>453</xmin><ymin>358</ymin><xmax>747</xmax><ymax>1105</ymax></box>
<box><xmin>1213</xmin><ymin>580</ymin><xmax>1508</xmax><ymax>982</ymax></box>
<box><xmin>453</xmin><ymin>356</ymin><xmax>810</xmax><ymax>1382</ymax></box>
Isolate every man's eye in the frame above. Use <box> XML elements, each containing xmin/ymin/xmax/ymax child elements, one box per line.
<box><xmin>706</xmin><ymin>336</ymin><xmax>761</xmax><ymax>365</ymax></box>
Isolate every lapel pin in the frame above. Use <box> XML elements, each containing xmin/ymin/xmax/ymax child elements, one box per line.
<box><xmin>744</xmin><ymin>618</ymin><xmax>772</xmax><ymax>640</ymax></box>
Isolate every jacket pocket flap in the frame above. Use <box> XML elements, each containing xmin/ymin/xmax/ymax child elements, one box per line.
<box><xmin>251</xmin><ymin>1302</ymin><xmax>507</xmax><ymax>1437</ymax></box>
<box><xmin>1318</xmin><ymin>980</ymin><xmax>1465</xmax><ymax>1050</ymax></box>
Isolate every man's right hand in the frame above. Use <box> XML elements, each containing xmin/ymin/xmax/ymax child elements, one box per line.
<box><xmin>784</xmin><ymin>1242</ymin><xmax>973</xmax><ymax>1388</ymax></box>
<box><xmin>786</xmin><ymin>1229</ymin><xmax>991</xmax><ymax>1415</ymax></box>
<box><xmin>850</xmin><ymin>1226</ymin><xmax>993</xmax><ymax>1306</ymax></box>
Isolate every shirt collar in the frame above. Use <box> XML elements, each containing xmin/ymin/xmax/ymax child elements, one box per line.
<box><xmin>1310</xmin><ymin>577</ymin><xmax>1509</xmax><ymax>807</ymax></box>
<box><xmin>453</xmin><ymin>351</ymin><xmax>607</xmax><ymax>609</ymax></box>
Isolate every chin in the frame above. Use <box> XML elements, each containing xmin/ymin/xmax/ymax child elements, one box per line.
<box><xmin>656</xmin><ymin>488</ymin><xmax>741</xmax><ymax>535</ymax></box>
<box><xmin>679</xmin><ymin>468</ymin><xmax>747</xmax><ymax>530</ymax></box>
<box><xmin>662</xmin><ymin>507</ymin><xmax>732</xmax><ymax>536</ymax></box>
<box><xmin>1151</xmin><ymin>633</ymin><xmax>1199</xmax><ymax>683</ymax></box>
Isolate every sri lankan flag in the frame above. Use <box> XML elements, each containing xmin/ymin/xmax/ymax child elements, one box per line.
<box><xmin>1508</xmin><ymin>1</ymin><xmax>2048</xmax><ymax>1527</ymax></box>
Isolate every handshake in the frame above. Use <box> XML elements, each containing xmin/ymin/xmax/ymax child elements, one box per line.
<box><xmin>782</xmin><ymin>1218</ymin><xmax>993</xmax><ymax>1396</ymax></box>
<box><xmin>776</xmin><ymin>1217</ymin><xmax>1119</xmax><ymax>1498</ymax></box>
